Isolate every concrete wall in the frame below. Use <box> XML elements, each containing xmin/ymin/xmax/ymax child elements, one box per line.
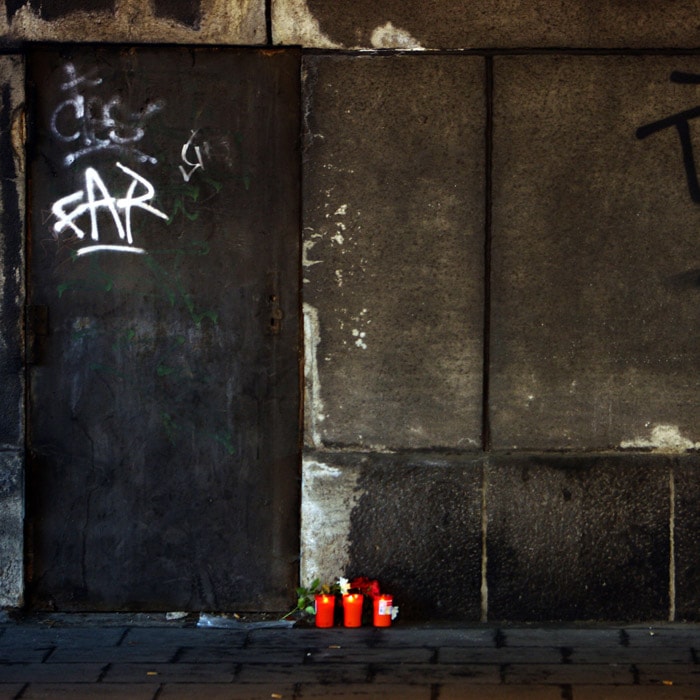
<box><xmin>3</xmin><ymin>0</ymin><xmax>700</xmax><ymax>621</ymax></box>
<box><xmin>0</xmin><ymin>54</ymin><xmax>24</xmax><ymax>608</ymax></box>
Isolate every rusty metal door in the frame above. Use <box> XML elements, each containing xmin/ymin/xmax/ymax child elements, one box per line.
<box><xmin>25</xmin><ymin>47</ymin><xmax>301</xmax><ymax>611</ymax></box>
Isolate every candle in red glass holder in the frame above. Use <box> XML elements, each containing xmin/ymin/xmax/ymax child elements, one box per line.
<box><xmin>373</xmin><ymin>594</ymin><xmax>393</xmax><ymax>627</ymax></box>
<box><xmin>342</xmin><ymin>593</ymin><xmax>364</xmax><ymax>627</ymax></box>
<box><xmin>315</xmin><ymin>594</ymin><xmax>335</xmax><ymax>628</ymax></box>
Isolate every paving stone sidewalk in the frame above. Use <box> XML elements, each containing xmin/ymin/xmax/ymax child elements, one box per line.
<box><xmin>0</xmin><ymin>615</ymin><xmax>698</xmax><ymax>698</ymax></box>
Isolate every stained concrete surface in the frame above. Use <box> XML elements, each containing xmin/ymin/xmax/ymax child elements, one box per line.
<box><xmin>490</xmin><ymin>55</ymin><xmax>700</xmax><ymax>451</ymax></box>
<box><xmin>273</xmin><ymin>0</ymin><xmax>700</xmax><ymax>49</ymax></box>
<box><xmin>674</xmin><ymin>458</ymin><xmax>700</xmax><ymax>621</ymax></box>
<box><xmin>300</xmin><ymin>453</ymin><xmax>483</xmax><ymax>621</ymax></box>
<box><xmin>485</xmin><ymin>455</ymin><xmax>670</xmax><ymax>622</ymax></box>
<box><xmin>345</xmin><ymin>453</ymin><xmax>482</xmax><ymax>620</ymax></box>
<box><xmin>0</xmin><ymin>54</ymin><xmax>24</xmax><ymax>609</ymax></box>
<box><xmin>0</xmin><ymin>616</ymin><xmax>699</xmax><ymax>698</ymax></box>
<box><xmin>302</xmin><ymin>55</ymin><xmax>485</xmax><ymax>451</ymax></box>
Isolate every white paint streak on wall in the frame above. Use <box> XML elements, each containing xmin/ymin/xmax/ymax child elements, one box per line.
<box><xmin>302</xmin><ymin>238</ymin><xmax>323</xmax><ymax>267</ymax></box>
<box><xmin>352</xmin><ymin>328</ymin><xmax>367</xmax><ymax>350</ymax></box>
<box><xmin>300</xmin><ymin>459</ymin><xmax>362</xmax><ymax>586</ymax></box>
<box><xmin>370</xmin><ymin>22</ymin><xmax>425</xmax><ymax>50</ymax></box>
<box><xmin>349</xmin><ymin>308</ymin><xmax>370</xmax><ymax>350</ymax></box>
<box><xmin>303</xmin><ymin>303</ymin><xmax>325</xmax><ymax>447</ymax></box>
<box><xmin>272</xmin><ymin>0</ymin><xmax>343</xmax><ymax>48</ymax></box>
<box><xmin>620</xmin><ymin>424</ymin><xmax>700</xmax><ymax>452</ymax></box>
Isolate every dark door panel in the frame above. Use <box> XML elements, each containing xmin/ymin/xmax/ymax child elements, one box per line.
<box><xmin>26</xmin><ymin>46</ymin><xmax>300</xmax><ymax>611</ymax></box>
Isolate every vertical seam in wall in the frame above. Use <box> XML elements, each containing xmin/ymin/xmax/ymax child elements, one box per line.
<box><xmin>265</xmin><ymin>0</ymin><xmax>273</xmax><ymax>45</ymax></box>
<box><xmin>296</xmin><ymin>53</ymin><xmax>306</xmax><ymax>587</ymax></box>
<box><xmin>480</xmin><ymin>458</ymin><xmax>489</xmax><ymax>622</ymax></box>
<box><xmin>669</xmin><ymin>461</ymin><xmax>676</xmax><ymax>622</ymax></box>
<box><xmin>482</xmin><ymin>56</ymin><xmax>493</xmax><ymax>452</ymax></box>
<box><xmin>22</xmin><ymin>55</ymin><xmax>33</xmax><ymax>607</ymax></box>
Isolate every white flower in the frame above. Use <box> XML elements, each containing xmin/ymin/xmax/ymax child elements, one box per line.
<box><xmin>338</xmin><ymin>577</ymin><xmax>350</xmax><ymax>595</ymax></box>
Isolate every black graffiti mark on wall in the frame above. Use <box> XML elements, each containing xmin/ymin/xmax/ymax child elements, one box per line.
<box><xmin>636</xmin><ymin>71</ymin><xmax>700</xmax><ymax>203</ymax></box>
<box><xmin>5</xmin><ymin>0</ymin><xmax>27</xmax><ymax>22</ymax></box>
<box><xmin>5</xmin><ymin>0</ymin><xmax>201</xmax><ymax>28</ymax></box>
<box><xmin>6</xmin><ymin>0</ymin><xmax>115</xmax><ymax>23</ymax></box>
<box><xmin>153</xmin><ymin>0</ymin><xmax>201</xmax><ymax>30</ymax></box>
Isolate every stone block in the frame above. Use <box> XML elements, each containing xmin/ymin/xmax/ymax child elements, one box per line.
<box><xmin>103</xmin><ymin>662</ymin><xmax>237</xmax><ymax>683</ymax></box>
<box><xmin>440</xmin><ymin>688</ymin><xmax>561</xmax><ymax>700</ymax></box>
<box><xmin>1</xmin><ymin>0</ymin><xmax>264</xmax><ymax>44</ymax></box>
<box><xmin>20</xmin><ymin>686</ymin><xmax>156</xmax><ymax>700</ymax></box>
<box><xmin>0</xmin><ymin>54</ymin><xmax>24</xmax><ymax>451</ymax></box>
<box><xmin>235</xmin><ymin>663</ymin><xmax>370</xmax><ymax>683</ymax></box>
<box><xmin>0</xmin><ymin>664</ymin><xmax>103</xmax><ymax>683</ymax></box>
<box><xmin>501</xmin><ymin>628</ymin><xmax>620</xmax><ymax>647</ymax></box>
<box><xmin>298</xmin><ymin>686</ymin><xmax>430</xmax><ymax>700</ymax></box>
<box><xmin>503</xmin><ymin>663</ymin><xmax>634</xmax><ymax>685</ymax></box>
<box><xmin>302</xmin><ymin>451</ymin><xmax>483</xmax><ymax>620</ymax></box>
<box><xmin>302</xmin><ymin>55</ymin><xmax>485</xmax><ymax>450</ymax></box>
<box><xmin>486</xmin><ymin>455</ymin><xmax>670</xmax><ymax>621</ymax></box>
<box><xmin>439</xmin><ymin>646</ymin><xmax>562</xmax><ymax>663</ymax></box>
<box><xmin>490</xmin><ymin>56</ymin><xmax>700</xmax><ymax>450</ymax></box>
<box><xmin>371</xmin><ymin>663</ymin><xmax>501</xmax><ymax>684</ymax></box>
<box><xmin>636</xmin><ymin>664</ymin><xmax>700</xmax><ymax>685</ymax></box>
<box><xmin>273</xmin><ymin>1</ymin><xmax>700</xmax><ymax>50</ymax></box>
<box><xmin>370</xmin><ymin>627</ymin><xmax>494</xmax><ymax>648</ymax></box>
<box><xmin>0</xmin><ymin>452</ymin><xmax>23</xmax><ymax>608</ymax></box>
<box><xmin>122</xmin><ymin>627</ymin><xmax>246</xmax><ymax>648</ymax></box>
<box><xmin>0</xmin><ymin>54</ymin><xmax>24</xmax><ymax>611</ymax></box>
<box><xmin>159</xmin><ymin>686</ymin><xmax>297</xmax><ymax>700</ymax></box>
<box><xmin>673</xmin><ymin>456</ymin><xmax>700</xmax><ymax>621</ymax></box>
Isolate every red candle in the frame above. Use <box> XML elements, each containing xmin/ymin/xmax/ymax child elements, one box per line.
<box><xmin>342</xmin><ymin>593</ymin><xmax>364</xmax><ymax>627</ymax></box>
<box><xmin>373</xmin><ymin>594</ymin><xmax>393</xmax><ymax>627</ymax></box>
<box><xmin>314</xmin><ymin>594</ymin><xmax>335</xmax><ymax>628</ymax></box>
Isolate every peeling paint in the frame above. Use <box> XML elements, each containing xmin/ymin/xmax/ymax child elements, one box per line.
<box><xmin>271</xmin><ymin>0</ymin><xmax>342</xmax><ymax>48</ymax></box>
<box><xmin>370</xmin><ymin>21</ymin><xmax>425</xmax><ymax>50</ymax></box>
<box><xmin>620</xmin><ymin>424</ymin><xmax>700</xmax><ymax>453</ymax></box>
<box><xmin>300</xmin><ymin>458</ymin><xmax>362</xmax><ymax>585</ymax></box>
<box><xmin>351</xmin><ymin>328</ymin><xmax>367</xmax><ymax>349</ymax></box>
<box><xmin>302</xmin><ymin>238</ymin><xmax>323</xmax><ymax>267</ymax></box>
<box><xmin>303</xmin><ymin>303</ymin><xmax>325</xmax><ymax>447</ymax></box>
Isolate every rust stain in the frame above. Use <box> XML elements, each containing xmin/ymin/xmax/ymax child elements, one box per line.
<box><xmin>10</xmin><ymin>106</ymin><xmax>25</xmax><ymax>177</ymax></box>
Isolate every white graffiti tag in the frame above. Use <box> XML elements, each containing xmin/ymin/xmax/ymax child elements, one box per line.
<box><xmin>179</xmin><ymin>129</ymin><xmax>206</xmax><ymax>182</ymax></box>
<box><xmin>51</xmin><ymin>62</ymin><xmax>164</xmax><ymax>167</ymax></box>
<box><xmin>52</xmin><ymin>162</ymin><xmax>168</xmax><ymax>256</ymax></box>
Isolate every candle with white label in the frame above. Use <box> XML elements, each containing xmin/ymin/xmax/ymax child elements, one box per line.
<box><xmin>373</xmin><ymin>594</ymin><xmax>393</xmax><ymax>627</ymax></box>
